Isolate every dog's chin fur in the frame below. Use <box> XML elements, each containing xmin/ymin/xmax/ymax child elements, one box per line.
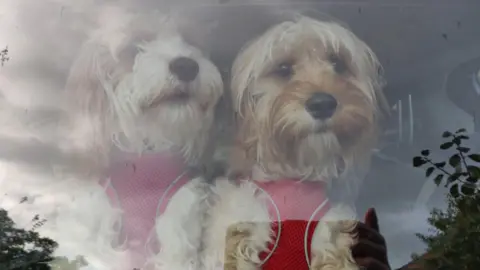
<box><xmin>203</xmin><ymin>15</ymin><xmax>388</xmax><ymax>270</ymax></box>
<box><xmin>2</xmin><ymin>7</ymin><xmax>224</xmax><ymax>270</ymax></box>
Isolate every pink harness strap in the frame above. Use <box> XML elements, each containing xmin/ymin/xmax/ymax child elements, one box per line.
<box><xmin>253</xmin><ymin>180</ymin><xmax>329</xmax><ymax>221</ymax></box>
<box><xmin>101</xmin><ymin>153</ymin><xmax>190</xmax><ymax>269</ymax></box>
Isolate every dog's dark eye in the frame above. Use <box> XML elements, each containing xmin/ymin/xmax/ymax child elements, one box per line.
<box><xmin>272</xmin><ymin>62</ymin><xmax>294</xmax><ymax>78</ymax></box>
<box><xmin>328</xmin><ymin>55</ymin><xmax>348</xmax><ymax>74</ymax></box>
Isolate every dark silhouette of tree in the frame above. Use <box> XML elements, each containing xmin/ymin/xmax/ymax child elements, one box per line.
<box><xmin>0</xmin><ymin>207</ymin><xmax>57</xmax><ymax>269</ymax></box>
<box><xmin>407</xmin><ymin>128</ymin><xmax>480</xmax><ymax>269</ymax></box>
<box><xmin>0</xmin><ymin>47</ymin><xmax>88</xmax><ymax>269</ymax></box>
<box><xmin>1</xmin><ymin>45</ymin><xmax>59</xmax><ymax>269</ymax></box>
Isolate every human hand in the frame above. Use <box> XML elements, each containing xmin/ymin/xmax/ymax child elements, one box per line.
<box><xmin>351</xmin><ymin>208</ymin><xmax>391</xmax><ymax>270</ymax></box>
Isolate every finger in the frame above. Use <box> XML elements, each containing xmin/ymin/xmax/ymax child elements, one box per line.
<box><xmin>364</xmin><ymin>208</ymin><xmax>380</xmax><ymax>232</ymax></box>
<box><xmin>351</xmin><ymin>240</ymin><xmax>388</xmax><ymax>263</ymax></box>
<box><xmin>355</xmin><ymin>222</ymin><xmax>386</xmax><ymax>247</ymax></box>
<box><xmin>355</xmin><ymin>257</ymin><xmax>390</xmax><ymax>270</ymax></box>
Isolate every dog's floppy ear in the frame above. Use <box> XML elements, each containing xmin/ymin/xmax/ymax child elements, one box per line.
<box><xmin>227</xmin><ymin>110</ymin><xmax>259</xmax><ymax>179</ymax></box>
<box><xmin>230</xmin><ymin>42</ymin><xmax>258</xmax><ymax>120</ymax></box>
<box><xmin>66</xmin><ymin>5</ymin><xmax>161</xmax><ymax>123</ymax></box>
<box><xmin>64</xmin><ymin>30</ymin><xmax>140</xmax><ymax>161</ymax></box>
<box><xmin>66</xmin><ymin>43</ymin><xmax>117</xmax><ymax>117</ymax></box>
<box><xmin>229</xmin><ymin>38</ymin><xmax>267</xmax><ymax>177</ymax></box>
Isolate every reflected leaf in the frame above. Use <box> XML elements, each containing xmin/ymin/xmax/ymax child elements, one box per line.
<box><xmin>413</xmin><ymin>156</ymin><xmax>427</xmax><ymax>167</ymax></box>
<box><xmin>466</xmin><ymin>176</ymin><xmax>478</xmax><ymax>183</ymax></box>
<box><xmin>449</xmin><ymin>154</ymin><xmax>461</xmax><ymax>168</ymax></box>
<box><xmin>468</xmin><ymin>154</ymin><xmax>480</xmax><ymax>163</ymax></box>
<box><xmin>460</xmin><ymin>183</ymin><xmax>476</xmax><ymax>196</ymax></box>
<box><xmin>426</xmin><ymin>167</ymin><xmax>435</xmax><ymax>177</ymax></box>
<box><xmin>435</xmin><ymin>162</ymin><xmax>446</xmax><ymax>168</ymax></box>
<box><xmin>421</xmin><ymin>149</ymin><xmax>430</xmax><ymax>156</ymax></box>
<box><xmin>450</xmin><ymin>184</ymin><xmax>460</xmax><ymax>198</ymax></box>
<box><xmin>440</xmin><ymin>142</ymin><xmax>454</xmax><ymax>149</ymax></box>
<box><xmin>434</xmin><ymin>174</ymin><xmax>444</xmax><ymax>186</ymax></box>
<box><xmin>467</xmin><ymin>165</ymin><xmax>480</xmax><ymax>179</ymax></box>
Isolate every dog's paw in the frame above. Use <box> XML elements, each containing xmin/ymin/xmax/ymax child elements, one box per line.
<box><xmin>310</xmin><ymin>256</ymin><xmax>359</xmax><ymax>270</ymax></box>
<box><xmin>310</xmin><ymin>243</ymin><xmax>359</xmax><ymax>270</ymax></box>
<box><xmin>311</xmin><ymin>219</ymin><xmax>359</xmax><ymax>270</ymax></box>
<box><xmin>224</xmin><ymin>222</ymin><xmax>263</xmax><ymax>270</ymax></box>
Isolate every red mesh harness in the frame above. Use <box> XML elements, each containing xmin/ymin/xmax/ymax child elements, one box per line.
<box><xmin>244</xmin><ymin>179</ymin><xmax>331</xmax><ymax>270</ymax></box>
<box><xmin>100</xmin><ymin>153</ymin><xmax>190</xmax><ymax>269</ymax></box>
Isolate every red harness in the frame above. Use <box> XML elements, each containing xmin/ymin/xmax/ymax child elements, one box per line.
<box><xmin>247</xmin><ymin>179</ymin><xmax>331</xmax><ymax>270</ymax></box>
<box><xmin>100</xmin><ymin>153</ymin><xmax>190</xmax><ymax>269</ymax></box>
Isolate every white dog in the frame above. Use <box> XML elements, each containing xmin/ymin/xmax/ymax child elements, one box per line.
<box><xmin>201</xmin><ymin>14</ymin><xmax>388</xmax><ymax>270</ymax></box>
<box><xmin>2</xmin><ymin>6</ymin><xmax>223</xmax><ymax>270</ymax></box>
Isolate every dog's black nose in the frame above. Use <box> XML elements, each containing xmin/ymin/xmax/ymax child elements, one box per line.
<box><xmin>305</xmin><ymin>92</ymin><xmax>337</xmax><ymax>119</ymax></box>
<box><xmin>169</xmin><ymin>57</ymin><xmax>199</xmax><ymax>82</ymax></box>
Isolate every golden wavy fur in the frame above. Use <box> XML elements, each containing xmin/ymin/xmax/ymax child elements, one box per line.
<box><xmin>230</xmin><ymin>15</ymin><xmax>388</xmax><ymax>182</ymax></box>
<box><xmin>202</xmin><ymin>14</ymin><xmax>389</xmax><ymax>270</ymax></box>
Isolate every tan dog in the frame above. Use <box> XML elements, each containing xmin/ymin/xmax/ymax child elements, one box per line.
<box><xmin>202</xmin><ymin>14</ymin><xmax>388</xmax><ymax>270</ymax></box>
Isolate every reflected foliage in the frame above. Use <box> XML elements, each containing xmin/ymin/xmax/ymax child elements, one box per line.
<box><xmin>411</xmin><ymin>129</ymin><xmax>480</xmax><ymax>269</ymax></box>
<box><xmin>0</xmin><ymin>208</ymin><xmax>56</xmax><ymax>270</ymax></box>
<box><xmin>413</xmin><ymin>128</ymin><xmax>479</xmax><ymax>198</ymax></box>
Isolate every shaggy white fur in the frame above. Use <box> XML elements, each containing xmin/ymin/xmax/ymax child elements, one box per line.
<box><xmin>68</xmin><ymin>6</ymin><xmax>223</xmax><ymax>166</ymax></box>
<box><xmin>0</xmin><ymin>5</ymin><xmax>223</xmax><ymax>270</ymax></box>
